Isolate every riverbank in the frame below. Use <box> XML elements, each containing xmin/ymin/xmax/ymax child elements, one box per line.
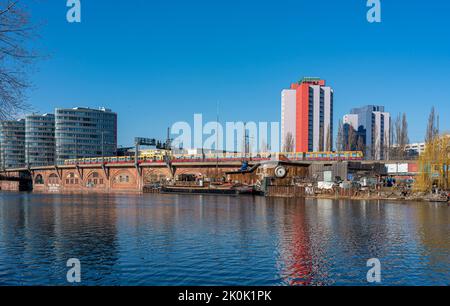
<box><xmin>3</xmin><ymin>188</ymin><xmax>449</xmax><ymax>204</ymax></box>
<box><xmin>307</xmin><ymin>195</ymin><xmax>449</xmax><ymax>204</ymax></box>
<box><xmin>305</xmin><ymin>189</ymin><xmax>450</xmax><ymax>203</ymax></box>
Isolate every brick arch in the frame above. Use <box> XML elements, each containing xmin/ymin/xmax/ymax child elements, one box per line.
<box><xmin>64</xmin><ymin>171</ymin><xmax>81</xmax><ymax>187</ymax></box>
<box><xmin>143</xmin><ymin>168</ymin><xmax>170</xmax><ymax>184</ymax></box>
<box><xmin>31</xmin><ymin>171</ymin><xmax>61</xmax><ymax>192</ymax></box>
<box><xmin>34</xmin><ymin>174</ymin><xmax>44</xmax><ymax>185</ymax></box>
<box><xmin>111</xmin><ymin>170</ymin><xmax>137</xmax><ymax>189</ymax></box>
<box><xmin>32</xmin><ymin>171</ymin><xmax>59</xmax><ymax>186</ymax></box>
<box><xmin>83</xmin><ymin>170</ymin><xmax>106</xmax><ymax>189</ymax></box>
<box><xmin>47</xmin><ymin>173</ymin><xmax>60</xmax><ymax>186</ymax></box>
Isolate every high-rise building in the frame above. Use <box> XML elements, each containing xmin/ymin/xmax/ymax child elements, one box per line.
<box><xmin>25</xmin><ymin>114</ymin><xmax>56</xmax><ymax>167</ymax></box>
<box><xmin>55</xmin><ymin>107</ymin><xmax>117</xmax><ymax>164</ymax></box>
<box><xmin>281</xmin><ymin>77</ymin><xmax>333</xmax><ymax>152</ymax></box>
<box><xmin>0</xmin><ymin>120</ymin><xmax>26</xmax><ymax>169</ymax></box>
<box><xmin>343</xmin><ymin>114</ymin><xmax>359</xmax><ymax>130</ymax></box>
<box><xmin>344</xmin><ymin>105</ymin><xmax>391</xmax><ymax>160</ymax></box>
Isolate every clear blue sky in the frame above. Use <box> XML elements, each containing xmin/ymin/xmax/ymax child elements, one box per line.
<box><xmin>26</xmin><ymin>0</ymin><xmax>450</xmax><ymax>146</ymax></box>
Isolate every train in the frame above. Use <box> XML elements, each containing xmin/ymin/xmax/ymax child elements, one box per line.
<box><xmin>63</xmin><ymin>151</ymin><xmax>364</xmax><ymax>165</ymax></box>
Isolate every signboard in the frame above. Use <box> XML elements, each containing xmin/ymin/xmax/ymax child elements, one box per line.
<box><xmin>408</xmin><ymin>163</ymin><xmax>418</xmax><ymax>173</ymax></box>
<box><xmin>386</xmin><ymin>163</ymin><xmax>410</xmax><ymax>174</ymax></box>
<box><xmin>318</xmin><ymin>182</ymin><xmax>334</xmax><ymax>190</ymax></box>
<box><xmin>386</xmin><ymin>164</ymin><xmax>397</xmax><ymax>174</ymax></box>
<box><xmin>398</xmin><ymin>163</ymin><xmax>409</xmax><ymax>173</ymax></box>
<box><xmin>135</xmin><ymin>138</ymin><xmax>156</xmax><ymax>146</ymax></box>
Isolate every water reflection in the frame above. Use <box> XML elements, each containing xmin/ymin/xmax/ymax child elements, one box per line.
<box><xmin>0</xmin><ymin>193</ymin><xmax>448</xmax><ymax>286</ymax></box>
<box><xmin>270</xmin><ymin>198</ymin><xmax>313</xmax><ymax>285</ymax></box>
<box><xmin>0</xmin><ymin>193</ymin><xmax>119</xmax><ymax>285</ymax></box>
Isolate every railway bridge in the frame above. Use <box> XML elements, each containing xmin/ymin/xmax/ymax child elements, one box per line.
<box><xmin>0</xmin><ymin>159</ymin><xmax>419</xmax><ymax>194</ymax></box>
<box><xmin>0</xmin><ymin>161</ymin><xmax>250</xmax><ymax>193</ymax></box>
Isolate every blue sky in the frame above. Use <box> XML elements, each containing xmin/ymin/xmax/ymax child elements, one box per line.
<box><xmin>26</xmin><ymin>0</ymin><xmax>450</xmax><ymax>146</ymax></box>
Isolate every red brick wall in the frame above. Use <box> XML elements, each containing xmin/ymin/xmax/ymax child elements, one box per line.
<box><xmin>0</xmin><ymin>180</ymin><xmax>20</xmax><ymax>191</ymax></box>
<box><xmin>29</xmin><ymin>164</ymin><xmax>243</xmax><ymax>194</ymax></box>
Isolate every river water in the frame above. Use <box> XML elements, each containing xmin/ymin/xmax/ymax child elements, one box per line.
<box><xmin>0</xmin><ymin>192</ymin><xmax>448</xmax><ymax>286</ymax></box>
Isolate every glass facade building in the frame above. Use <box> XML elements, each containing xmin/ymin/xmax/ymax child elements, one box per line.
<box><xmin>55</xmin><ymin>107</ymin><xmax>117</xmax><ymax>164</ymax></box>
<box><xmin>0</xmin><ymin>120</ymin><xmax>26</xmax><ymax>169</ymax></box>
<box><xmin>345</xmin><ymin>105</ymin><xmax>391</xmax><ymax>160</ymax></box>
<box><xmin>25</xmin><ymin>114</ymin><xmax>56</xmax><ymax>167</ymax></box>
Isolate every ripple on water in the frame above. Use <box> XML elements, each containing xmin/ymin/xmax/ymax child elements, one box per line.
<box><xmin>0</xmin><ymin>194</ymin><xmax>448</xmax><ymax>286</ymax></box>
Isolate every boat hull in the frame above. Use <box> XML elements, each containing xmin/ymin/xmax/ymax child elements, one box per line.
<box><xmin>160</xmin><ymin>186</ymin><xmax>261</xmax><ymax>196</ymax></box>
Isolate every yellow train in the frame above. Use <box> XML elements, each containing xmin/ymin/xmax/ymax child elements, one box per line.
<box><xmin>64</xmin><ymin>151</ymin><xmax>363</xmax><ymax>165</ymax></box>
<box><xmin>281</xmin><ymin>151</ymin><xmax>364</xmax><ymax>161</ymax></box>
<box><xmin>140</xmin><ymin>149</ymin><xmax>170</xmax><ymax>160</ymax></box>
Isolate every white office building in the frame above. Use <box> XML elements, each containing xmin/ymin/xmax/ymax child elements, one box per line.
<box><xmin>281</xmin><ymin>89</ymin><xmax>297</xmax><ymax>151</ymax></box>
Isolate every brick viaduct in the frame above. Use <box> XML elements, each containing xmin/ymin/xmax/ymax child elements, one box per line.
<box><xmin>0</xmin><ymin>161</ymin><xmax>246</xmax><ymax>193</ymax></box>
<box><xmin>0</xmin><ymin>160</ymin><xmax>419</xmax><ymax>194</ymax></box>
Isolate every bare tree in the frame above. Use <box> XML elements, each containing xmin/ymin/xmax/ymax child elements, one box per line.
<box><xmin>391</xmin><ymin>113</ymin><xmax>409</xmax><ymax>159</ymax></box>
<box><xmin>283</xmin><ymin>132</ymin><xmax>294</xmax><ymax>152</ymax></box>
<box><xmin>400</xmin><ymin>113</ymin><xmax>409</xmax><ymax>149</ymax></box>
<box><xmin>383</xmin><ymin>132</ymin><xmax>388</xmax><ymax>160</ymax></box>
<box><xmin>395</xmin><ymin>113</ymin><xmax>402</xmax><ymax>159</ymax></box>
<box><xmin>325</xmin><ymin>126</ymin><xmax>332</xmax><ymax>151</ymax></box>
<box><xmin>372</xmin><ymin>126</ymin><xmax>380</xmax><ymax>160</ymax></box>
<box><xmin>346</xmin><ymin>125</ymin><xmax>356</xmax><ymax>151</ymax></box>
<box><xmin>394</xmin><ymin>114</ymin><xmax>400</xmax><ymax>145</ymax></box>
<box><xmin>425</xmin><ymin>106</ymin><xmax>438</xmax><ymax>144</ymax></box>
<box><xmin>336</xmin><ymin>119</ymin><xmax>344</xmax><ymax>152</ymax></box>
<box><xmin>0</xmin><ymin>1</ymin><xmax>38</xmax><ymax>119</ymax></box>
<box><xmin>318</xmin><ymin>126</ymin><xmax>324</xmax><ymax>151</ymax></box>
<box><xmin>356</xmin><ymin>134</ymin><xmax>365</xmax><ymax>152</ymax></box>
<box><xmin>389</xmin><ymin>116</ymin><xmax>394</xmax><ymax>154</ymax></box>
